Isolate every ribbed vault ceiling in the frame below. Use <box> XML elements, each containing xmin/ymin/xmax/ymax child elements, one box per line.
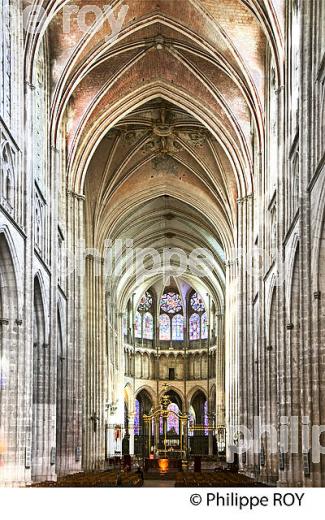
<box><xmin>26</xmin><ymin>0</ymin><xmax>284</xmax><ymax>309</ymax></box>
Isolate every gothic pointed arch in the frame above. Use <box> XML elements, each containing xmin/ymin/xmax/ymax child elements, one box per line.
<box><xmin>32</xmin><ymin>275</ymin><xmax>49</xmax><ymax>481</ymax></box>
<box><xmin>0</xmin><ymin>230</ymin><xmax>19</xmax><ymax>478</ymax></box>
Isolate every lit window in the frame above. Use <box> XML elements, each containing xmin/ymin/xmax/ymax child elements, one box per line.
<box><xmin>204</xmin><ymin>401</ymin><xmax>209</xmax><ymax>436</ymax></box>
<box><xmin>143</xmin><ymin>312</ymin><xmax>153</xmax><ymax>340</ymax></box>
<box><xmin>201</xmin><ymin>312</ymin><xmax>208</xmax><ymax>339</ymax></box>
<box><xmin>190</xmin><ymin>292</ymin><xmax>205</xmax><ymax>312</ymax></box>
<box><xmin>134</xmin><ymin>399</ymin><xmax>140</xmax><ymax>435</ymax></box>
<box><xmin>1</xmin><ymin>1</ymin><xmax>12</xmax><ymax>120</ymax></box>
<box><xmin>138</xmin><ymin>291</ymin><xmax>153</xmax><ymax>311</ymax></box>
<box><xmin>190</xmin><ymin>313</ymin><xmax>200</xmax><ymax>341</ymax></box>
<box><xmin>172</xmin><ymin>314</ymin><xmax>183</xmax><ymax>340</ymax></box>
<box><xmin>135</xmin><ymin>311</ymin><xmax>142</xmax><ymax>338</ymax></box>
<box><xmin>160</xmin><ymin>292</ymin><xmax>182</xmax><ymax>314</ymax></box>
<box><xmin>160</xmin><ymin>403</ymin><xmax>180</xmax><ymax>435</ymax></box>
<box><xmin>33</xmin><ymin>39</ymin><xmax>48</xmax><ymax>186</ymax></box>
<box><xmin>159</xmin><ymin>314</ymin><xmax>170</xmax><ymax>341</ymax></box>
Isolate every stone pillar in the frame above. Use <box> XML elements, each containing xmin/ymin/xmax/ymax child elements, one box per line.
<box><xmin>225</xmin><ymin>259</ymin><xmax>238</xmax><ymax>462</ymax></box>
<box><xmin>128</xmin><ymin>414</ymin><xmax>135</xmax><ymax>456</ymax></box>
<box><xmin>18</xmin><ymin>80</ymin><xmax>35</xmax><ymax>487</ymax></box>
<box><xmin>84</xmin><ymin>255</ymin><xmax>106</xmax><ymax>470</ymax></box>
<box><xmin>236</xmin><ymin>194</ymin><xmax>254</xmax><ymax>474</ymax></box>
<box><xmin>64</xmin><ymin>192</ymin><xmax>86</xmax><ymax>475</ymax></box>
<box><xmin>246</xmin><ymin>194</ymin><xmax>255</xmax><ymax>476</ymax></box>
<box><xmin>215</xmin><ymin>312</ymin><xmax>225</xmax><ymax>428</ymax></box>
<box><xmin>299</xmin><ymin>0</ymin><xmax>317</xmax><ymax>487</ymax></box>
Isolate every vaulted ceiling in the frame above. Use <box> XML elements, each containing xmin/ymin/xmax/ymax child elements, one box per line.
<box><xmin>24</xmin><ymin>0</ymin><xmax>284</xmax><ymax>309</ymax></box>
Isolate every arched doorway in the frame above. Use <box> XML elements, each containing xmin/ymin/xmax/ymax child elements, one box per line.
<box><xmin>158</xmin><ymin>390</ymin><xmax>183</xmax><ymax>454</ymax></box>
<box><xmin>189</xmin><ymin>390</ymin><xmax>209</xmax><ymax>455</ymax></box>
<box><xmin>134</xmin><ymin>389</ymin><xmax>153</xmax><ymax>456</ymax></box>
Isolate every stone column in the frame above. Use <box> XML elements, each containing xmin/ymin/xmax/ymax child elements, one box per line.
<box><xmin>246</xmin><ymin>194</ymin><xmax>255</xmax><ymax>476</ymax></box>
<box><xmin>215</xmin><ymin>312</ymin><xmax>225</xmax><ymax>428</ymax></box>
<box><xmin>65</xmin><ymin>192</ymin><xmax>85</xmax><ymax>475</ymax></box>
<box><xmin>276</xmin><ymin>70</ymin><xmax>293</xmax><ymax>486</ymax></box>
<box><xmin>84</xmin><ymin>255</ymin><xmax>106</xmax><ymax>470</ymax></box>
<box><xmin>225</xmin><ymin>259</ymin><xmax>238</xmax><ymax>462</ymax></box>
<box><xmin>19</xmin><ymin>80</ymin><xmax>35</xmax><ymax>487</ymax></box>
<box><xmin>299</xmin><ymin>0</ymin><xmax>316</xmax><ymax>487</ymax></box>
<box><xmin>128</xmin><ymin>413</ymin><xmax>135</xmax><ymax>456</ymax></box>
<box><xmin>237</xmin><ymin>197</ymin><xmax>244</xmax><ymax>467</ymax></box>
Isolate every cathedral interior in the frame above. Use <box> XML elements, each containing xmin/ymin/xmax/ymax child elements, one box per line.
<box><xmin>0</xmin><ymin>0</ymin><xmax>325</xmax><ymax>488</ymax></box>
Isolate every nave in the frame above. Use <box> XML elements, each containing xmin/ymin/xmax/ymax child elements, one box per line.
<box><xmin>0</xmin><ymin>0</ymin><xmax>325</xmax><ymax>488</ymax></box>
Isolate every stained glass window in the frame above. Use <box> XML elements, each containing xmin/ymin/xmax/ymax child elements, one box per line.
<box><xmin>159</xmin><ymin>314</ymin><xmax>170</xmax><ymax>341</ymax></box>
<box><xmin>190</xmin><ymin>313</ymin><xmax>200</xmax><ymax>340</ymax></box>
<box><xmin>190</xmin><ymin>292</ymin><xmax>205</xmax><ymax>312</ymax></box>
<box><xmin>143</xmin><ymin>312</ymin><xmax>153</xmax><ymax>340</ymax></box>
<box><xmin>138</xmin><ymin>291</ymin><xmax>153</xmax><ymax>311</ymax></box>
<box><xmin>172</xmin><ymin>314</ymin><xmax>184</xmax><ymax>340</ymax></box>
<box><xmin>1</xmin><ymin>0</ymin><xmax>12</xmax><ymax>120</ymax></box>
<box><xmin>188</xmin><ymin>406</ymin><xmax>196</xmax><ymax>437</ymax></box>
<box><xmin>201</xmin><ymin>312</ymin><xmax>208</xmax><ymax>339</ymax></box>
<box><xmin>159</xmin><ymin>403</ymin><xmax>180</xmax><ymax>435</ymax></box>
<box><xmin>167</xmin><ymin>403</ymin><xmax>180</xmax><ymax>434</ymax></box>
<box><xmin>34</xmin><ymin>39</ymin><xmax>47</xmax><ymax>185</ymax></box>
<box><xmin>134</xmin><ymin>399</ymin><xmax>140</xmax><ymax>435</ymax></box>
<box><xmin>122</xmin><ymin>315</ymin><xmax>127</xmax><ymax>337</ymax></box>
<box><xmin>204</xmin><ymin>401</ymin><xmax>208</xmax><ymax>436</ymax></box>
<box><xmin>135</xmin><ymin>311</ymin><xmax>142</xmax><ymax>338</ymax></box>
<box><xmin>160</xmin><ymin>292</ymin><xmax>182</xmax><ymax>314</ymax></box>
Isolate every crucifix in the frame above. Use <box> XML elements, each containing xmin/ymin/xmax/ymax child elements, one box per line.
<box><xmin>90</xmin><ymin>412</ymin><xmax>100</xmax><ymax>433</ymax></box>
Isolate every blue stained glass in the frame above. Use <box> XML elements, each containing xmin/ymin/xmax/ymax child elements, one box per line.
<box><xmin>190</xmin><ymin>313</ymin><xmax>200</xmax><ymax>340</ymax></box>
<box><xmin>159</xmin><ymin>403</ymin><xmax>180</xmax><ymax>435</ymax></box>
<box><xmin>135</xmin><ymin>311</ymin><xmax>142</xmax><ymax>338</ymax></box>
<box><xmin>138</xmin><ymin>291</ymin><xmax>153</xmax><ymax>311</ymax></box>
<box><xmin>201</xmin><ymin>312</ymin><xmax>208</xmax><ymax>339</ymax></box>
<box><xmin>159</xmin><ymin>314</ymin><xmax>170</xmax><ymax>340</ymax></box>
<box><xmin>172</xmin><ymin>314</ymin><xmax>184</xmax><ymax>340</ymax></box>
<box><xmin>167</xmin><ymin>403</ymin><xmax>180</xmax><ymax>434</ymax></box>
<box><xmin>204</xmin><ymin>401</ymin><xmax>208</xmax><ymax>436</ymax></box>
<box><xmin>134</xmin><ymin>399</ymin><xmax>140</xmax><ymax>435</ymax></box>
<box><xmin>143</xmin><ymin>312</ymin><xmax>153</xmax><ymax>340</ymax></box>
<box><xmin>160</xmin><ymin>292</ymin><xmax>182</xmax><ymax>314</ymax></box>
<box><xmin>188</xmin><ymin>407</ymin><xmax>195</xmax><ymax>437</ymax></box>
<box><xmin>190</xmin><ymin>292</ymin><xmax>205</xmax><ymax>312</ymax></box>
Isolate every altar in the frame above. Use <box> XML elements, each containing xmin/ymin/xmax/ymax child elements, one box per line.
<box><xmin>143</xmin><ymin>385</ymin><xmax>189</xmax><ymax>461</ymax></box>
<box><xmin>144</xmin><ymin>457</ymin><xmax>183</xmax><ymax>472</ymax></box>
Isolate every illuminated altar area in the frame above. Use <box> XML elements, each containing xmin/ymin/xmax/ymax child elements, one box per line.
<box><xmin>143</xmin><ymin>384</ymin><xmax>189</xmax><ymax>461</ymax></box>
<box><xmin>121</xmin><ymin>285</ymin><xmax>223</xmax><ymax>465</ymax></box>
